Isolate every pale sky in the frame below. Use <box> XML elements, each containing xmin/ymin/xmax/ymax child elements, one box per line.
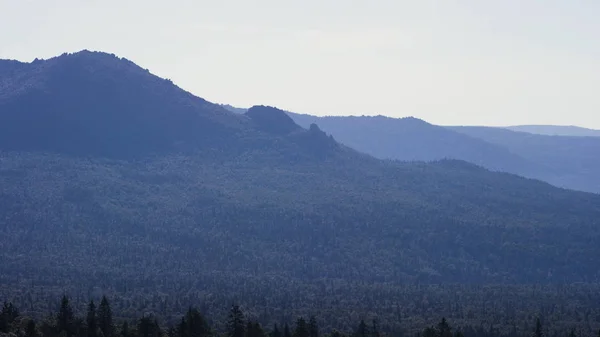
<box><xmin>1</xmin><ymin>1</ymin><xmax>599</xmax><ymax>128</ymax></box>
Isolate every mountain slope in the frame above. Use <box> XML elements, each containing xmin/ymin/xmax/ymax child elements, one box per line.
<box><xmin>0</xmin><ymin>51</ymin><xmax>249</xmax><ymax>158</ymax></box>
<box><xmin>286</xmin><ymin>112</ymin><xmax>543</xmax><ymax>174</ymax></box>
<box><xmin>506</xmin><ymin>125</ymin><xmax>600</xmax><ymax>137</ymax></box>
<box><xmin>221</xmin><ymin>106</ymin><xmax>535</xmax><ymax>173</ymax></box>
<box><xmin>450</xmin><ymin>126</ymin><xmax>600</xmax><ymax>193</ymax></box>
<box><xmin>232</xmin><ymin>108</ymin><xmax>599</xmax><ymax>194</ymax></box>
<box><xmin>221</xmin><ymin>105</ymin><xmax>535</xmax><ymax>173</ymax></box>
<box><xmin>1</xmin><ymin>51</ymin><xmax>600</xmax><ymax>319</ymax></box>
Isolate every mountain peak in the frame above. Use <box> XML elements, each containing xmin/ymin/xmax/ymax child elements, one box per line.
<box><xmin>0</xmin><ymin>51</ymin><xmax>245</xmax><ymax>157</ymax></box>
<box><xmin>308</xmin><ymin>123</ymin><xmax>322</xmax><ymax>133</ymax></box>
<box><xmin>1</xmin><ymin>50</ymin><xmax>173</xmax><ymax>102</ymax></box>
<box><xmin>245</xmin><ymin>105</ymin><xmax>302</xmax><ymax>135</ymax></box>
<box><xmin>399</xmin><ymin>116</ymin><xmax>431</xmax><ymax>125</ymax></box>
<box><xmin>52</xmin><ymin>49</ymin><xmax>130</xmax><ymax>63</ymax></box>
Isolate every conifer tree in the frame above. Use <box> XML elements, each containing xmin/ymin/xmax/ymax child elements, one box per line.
<box><xmin>532</xmin><ymin>318</ymin><xmax>543</xmax><ymax>337</ymax></box>
<box><xmin>271</xmin><ymin>324</ymin><xmax>281</xmax><ymax>337</ymax></box>
<box><xmin>227</xmin><ymin>305</ymin><xmax>246</xmax><ymax>337</ymax></box>
<box><xmin>182</xmin><ymin>307</ymin><xmax>210</xmax><ymax>337</ymax></box>
<box><xmin>308</xmin><ymin>316</ymin><xmax>319</xmax><ymax>337</ymax></box>
<box><xmin>98</xmin><ymin>296</ymin><xmax>113</xmax><ymax>337</ymax></box>
<box><xmin>371</xmin><ymin>319</ymin><xmax>379</xmax><ymax>337</ymax></box>
<box><xmin>178</xmin><ymin>317</ymin><xmax>188</xmax><ymax>337</ymax></box>
<box><xmin>57</xmin><ymin>295</ymin><xmax>75</xmax><ymax>337</ymax></box>
<box><xmin>437</xmin><ymin>318</ymin><xmax>452</xmax><ymax>337</ymax></box>
<box><xmin>0</xmin><ymin>302</ymin><xmax>19</xmax><ymax>333</ymax></box>
<box><xmin>120</xmin><ymin>321</ymin><xmax>130</xmax><ymax>337</ymax></box>
<box><xmin>87</xmin><ymin>300</ymin><xmax>97</xmax><ymax>337</ymax></box>
<box><xmin>294</xmin><ymin>318</ymin><xmax>309</xmax><ymax>337</ymax></box>
<box><xmin>25</xmin><ymin>319</ymin><xmax>38</xmax><ymax>337</ymax></box>
<box><xmin>356</xmin><ymin>320</ymin><xmax>368</xmax><ymax>337</ymax></box>
<box><xmin>284</xmin><ymin>323</ymin><xmax>291</xmax><ymax>337</ymax></box>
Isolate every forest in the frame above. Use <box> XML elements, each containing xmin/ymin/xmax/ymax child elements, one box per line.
<box><xmin>1</xmin><ymin>52</ymin><xmax>600</xmax><ymax>337</ymax></box>
<box><xmin>1</xmin><ymin>296</ymin><xmax>598</xmax><ymax>337</ymax></box>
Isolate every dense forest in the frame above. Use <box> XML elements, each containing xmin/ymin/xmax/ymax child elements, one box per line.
<box><xmin>1</xmin><ymin>296</ymin><xmax>599</xmax><ymax>337</ymax></box>
<box><xmin>1</xmin><ymin>52</ymin><xmax>600</xmax><ymax>337</ymax></box>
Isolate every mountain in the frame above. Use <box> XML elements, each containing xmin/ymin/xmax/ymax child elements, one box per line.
<box><xmin>220</xmin><ymin>106</ymin><xmax>540</xmax><ymax>173</ymax></box>
<box><xmin>506</xmin><ymin>125</ymin><xmax>600</xmax><ymax>137</ymax></box>
<box><xmin>1</xmin><ymin>51</ymin><xmax>600</xmax><ymax>328</ymax></box>
<box><xmin>286</xmin><ymin>113</ymin><xmax>544</xmax><ymax>174</ymax></box>
<box><xmin>449</xmin><ymin>126</ymin><xmax>600</xmax><ymax>193</ymax></box>
<box><xmin>0</xmin><ymin>52</ymin><xmax>250</xmax><ymax>158</ymax></box>
<box><xmin>222</xmin><ymin>107</ymin><xmax>600</xmax><ymax>194</ymax></box>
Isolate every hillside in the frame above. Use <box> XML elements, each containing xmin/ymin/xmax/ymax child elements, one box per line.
<box><xmin>1</xmin><ymin>51</ymin><xmax>600</xmax><ymax>329</ymax></box>
<box><xmin>0</xmin><ymin>52</ymin><xmax>253</xmax><ymax>158</ymax></box>
<box><xmin>450</xmin><ymin>126</ymin><xmax>600</xmax><ymax>193</ymax></box>
<box><xmin>220</xmin><ymin>107</ymin><xmax>543</xmax><ymax>176</ymax></box>
<box><xmin>222</xmin><ymin>107</ymin><xmax>600</xmax><ymax>194</ymax></box>
<box><xmin>287</xmin><ymin>113</ymin><xmax>543</xmax><ymax>174</ymax></box>
<box><xmin>506</xmin><ymin>125</ymin><xmax>600</xmax><ymax>137</ymax></box>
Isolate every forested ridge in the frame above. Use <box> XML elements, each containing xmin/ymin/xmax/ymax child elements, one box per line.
<box><xmin>219</xmin><ymin>106</ymin><xmax>600</xmax><ymax>194</ymax></box>
<box><xmin>1</xmin><ymin>51</ymin><xmax>600</xmax><ymax>337</ymax></box>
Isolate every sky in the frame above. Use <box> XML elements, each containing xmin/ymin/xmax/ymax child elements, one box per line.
<box><xmin>1</xmin><ymin>0</ymin><xmax>599</xmax><ymax>128</ymax></box>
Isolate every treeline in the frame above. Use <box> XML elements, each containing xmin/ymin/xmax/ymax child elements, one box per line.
<box><xmin>2</xmin><ymin>297</ymin><xmax>599</xmax><ymax>337</ymax></box>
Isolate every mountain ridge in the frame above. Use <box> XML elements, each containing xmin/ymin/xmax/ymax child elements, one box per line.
<box><xmin>221</xmin><ymin>105</ymin><xmax>600</xmax><ymax>193</ymax></box>
<box><xmin>506</xmin><ymin>124</ymin><xmax>600</xmax><ymax>137</ymax></box>
<box><xmin>0</xmin><ymin>51</ymin><xmax>349</xmax><ymax>162</ymax></box>
<box><xmin>449</xmin><ymin>126</ymin><xmax>600</xmax><ymax>193</ymax></box>
<box><xmin>219</xmin><ymin>104</ymin><xmax>600</xmax><ymax>137</ymax></box>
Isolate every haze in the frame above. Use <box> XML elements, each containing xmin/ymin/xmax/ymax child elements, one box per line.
<box><xmin>1</xmin><ymin>0</ymin><xmax>599</xmax><ymax>128</ymax></box>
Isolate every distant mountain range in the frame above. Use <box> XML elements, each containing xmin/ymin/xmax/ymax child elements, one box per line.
<box><xmin>506</xmin><ymin>125</ymin><xmax>600</xmax><ymax>137</ymax></box>
<box><xmin>221</xmin><ymin>106</ymin><xmax>600</xmax><ymax>194</ymax></box>
<box><xmin>1</xmin><ymin>51</ymin><xmax>600</xmax><ymax>328</ymax></box>
<box><xmin>449</xmin><ymin>126</ymin><xmax>600</xmax><ymax>193</ymax></box>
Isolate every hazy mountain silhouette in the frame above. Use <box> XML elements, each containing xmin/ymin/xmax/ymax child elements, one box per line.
<box><xmin>286</xmin><ymin>112</ymin><xmax>542</xmax><ymax>174</ymax></box>
<box><xmin>222</xmin><ymin>106</ymin><xmax>599</xmax><ymax>193</ymax></box>
<box><xmin>506</xmin><ymin>125</ymin><xmax>600</xmax><ymax>137</ymax></box>
<box><xmin>1</xmin><ymin>52</ymin><xmax>600</xmax><ymax>310</ymax></box>
<box><xmin>450</xmin><ymin>126</ymin><xmax>600</xmax><ymax>193</ymax></box>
